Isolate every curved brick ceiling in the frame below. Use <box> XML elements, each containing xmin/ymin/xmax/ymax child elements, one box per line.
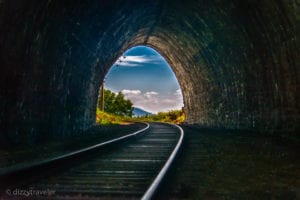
<box><xmin>0</xmin><ymin>0</ymin><xmax>298</xmax><ymax>144</ymax></box>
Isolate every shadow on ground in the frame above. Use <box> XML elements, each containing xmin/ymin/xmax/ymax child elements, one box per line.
<box><xmin>157</xmin><ymin>125</ymin><xmax>300</xmax><ymax>200</ymax></box>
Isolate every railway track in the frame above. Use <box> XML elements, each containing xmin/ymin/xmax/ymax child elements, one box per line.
<box><xmin>0</xmin><ymin>122</ymin><xmax>184</xmax><ymax>200</ymax></box>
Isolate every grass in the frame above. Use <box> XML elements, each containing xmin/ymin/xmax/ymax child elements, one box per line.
<box><xmin>96</xmin><ymin>108</ymin><xmax>185</xmax><ymax>125</ymax></box>
<box><xmin>134</xmin><ymin>110</ymin><xmax>185</xmax><ymax>124</ymax></box>
<box><xmin>96</xmin><ymin>109</ymin><xmax>133</xmax><ymax>125</ymax></box>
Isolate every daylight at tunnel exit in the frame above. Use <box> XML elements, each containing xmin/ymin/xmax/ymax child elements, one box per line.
<box><xmin>103</xmin><ymin>45</ymin><xmax>184</xmax><ymax>114</ymax></box>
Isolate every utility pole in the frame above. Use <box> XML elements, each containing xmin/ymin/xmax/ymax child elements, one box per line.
<box><xmin>100</xmin><ymin>81</ymin><xmax>105</xmax><ymax>111</ymax></box>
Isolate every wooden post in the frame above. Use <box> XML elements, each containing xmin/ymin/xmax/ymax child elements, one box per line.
<box><xmin>100</xmin><ymin>82</ymin><xmax>104</xmax><ymax>111</ymax></box>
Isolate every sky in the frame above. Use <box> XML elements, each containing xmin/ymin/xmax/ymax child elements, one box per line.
<box><xmin>104</xmin><ymin>45</ymin><xmax>183</xmax><ymax>113</ymax></box>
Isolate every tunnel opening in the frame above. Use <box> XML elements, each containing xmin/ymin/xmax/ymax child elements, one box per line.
<box><xmin>96</xmin><ymin>45</ymin><xmax>185</xmax><ymax>124</ymax></box>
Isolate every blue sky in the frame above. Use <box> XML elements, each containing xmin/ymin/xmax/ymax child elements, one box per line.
<box><xmin>104</xmin><ymin>45</ymin><xmax>183</xmax><ymax>113</ymax></box>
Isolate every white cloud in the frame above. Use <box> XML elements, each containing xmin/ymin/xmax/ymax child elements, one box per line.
<box><xmin>123</xmin><ymin>55</ymin><xmax>156</xmax><ymax>63</ymax></box>
<box><xmin>121</xmin><ymin>89</ymin><xmax>141</xmax><ymax>95</ymax></box>
<box><xmin>114</xmin><ymin>55</ymin><xmax>160</xmax><ymax>67</ymax></box>
<box><xmin>174</xmin><ymin>89</ymin><xmax>182</xmax><ymax>96</ymax></box>
<box><xmin>121</xmin><ymin>89</ymin><xmax>183</xmax><ymax>113</ymax></box>
<box><xmin>145</xmin><ymin>91</ymin><xmax>158</xmax><ymax>95</ymax></box>
<box><xmin>115</xmin><ymin>62</ymin><xmax>140</xmax><ymax>67</ymax></box>
<box><xmin>144</xmin><ymin>91</ymin><xmax>158</xmax><ymax>98</ymax></box>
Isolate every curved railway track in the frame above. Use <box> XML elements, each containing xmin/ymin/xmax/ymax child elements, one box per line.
<box><xmin>0</xmin><ymin>122</ymin><xmax>184</xmax><ymax>200</ymax></box>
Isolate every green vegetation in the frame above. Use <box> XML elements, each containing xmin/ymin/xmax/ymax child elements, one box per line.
<box><xmin>96</xmin><ymin>108</ymin><xmax>132</xmax><ymax>124</ymax></box>
<box><xmin>96</xmin><ymin>89</ymin><xmax>133</xmax><ymax>124</ymax></box>
<box><xmin>98</xmin><ymin>89</ymin><xmax>133</xmax><ymax>117</ymax></box>
<box><xmin>96</xmin><ymin>89</ymin><xmax>185</xmax><ymax>124</ymax></box>
<box><xmin>136</xmin><ymin>110</ymin><xmax>185</xmax><ymax>124</ymax></box>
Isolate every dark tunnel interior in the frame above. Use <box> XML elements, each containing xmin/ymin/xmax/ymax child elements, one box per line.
<box><xmin>0</xmin><ymin>0</ymin><xmax>299</xmax><ymax>145</ymax></box>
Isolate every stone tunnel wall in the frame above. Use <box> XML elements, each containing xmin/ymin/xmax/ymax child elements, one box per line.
<box><xmin>0</xmin><ymin>0</ymin><xmax>298</xmax><ymax>145</ymax></box>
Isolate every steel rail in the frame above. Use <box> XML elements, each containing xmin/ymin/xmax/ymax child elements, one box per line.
<box><xmin>0</xmin><ymin>122</ymin><xmax>150</xmax><ymax>177</ymax></box>
<box><xmin>141</xmin><ymin>123</ymin><xmax>184</xmax><ymax>200</ymax></box>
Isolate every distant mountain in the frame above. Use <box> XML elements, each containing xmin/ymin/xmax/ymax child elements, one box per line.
<box><xmin>133</xmin><ymin>107</ymin><xmax>153</xmax><ymax>117</ymax></box>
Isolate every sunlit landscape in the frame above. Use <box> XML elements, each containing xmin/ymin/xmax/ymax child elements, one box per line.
<box><xmin>96</xmin><ymin>45</ymin><xmax>185</xmax><ymax>125</ymax></box>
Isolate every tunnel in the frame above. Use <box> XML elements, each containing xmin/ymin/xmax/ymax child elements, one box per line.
<box><xmin>0</xmin><ymin>0</ymin><xmax>299</xmax><ymax>145</ymax></box>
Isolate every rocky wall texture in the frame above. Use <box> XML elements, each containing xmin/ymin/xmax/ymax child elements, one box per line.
<box><xmin>0</xmin><ymin>0</ymin><xmax>298</xmax><ymax>145</ymax></box>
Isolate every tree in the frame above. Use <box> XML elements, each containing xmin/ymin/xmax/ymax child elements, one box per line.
<box><xmin>98</xmin><ymin>89</ymin><xmax>133</xmax><ymax>117</ymax></box>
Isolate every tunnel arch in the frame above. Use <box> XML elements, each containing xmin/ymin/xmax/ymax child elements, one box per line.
<box><xmin>0</xmin><ymin>0</ymin><xmax>298</xmax><ymax>145</ymax></box>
